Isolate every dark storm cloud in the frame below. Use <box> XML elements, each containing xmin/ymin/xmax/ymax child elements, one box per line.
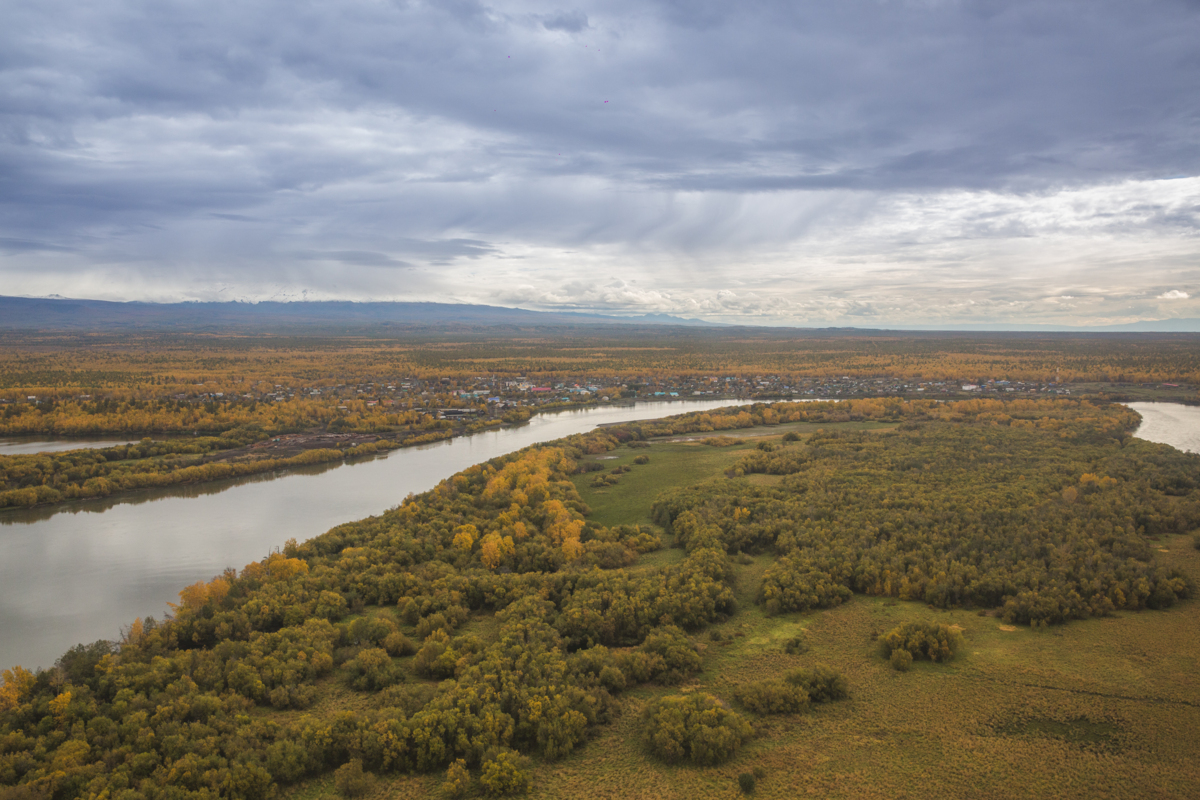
<box><xmin>0</xmin><ymin>0</ymin><xmax>1198</xmax><ymax>321</ymax></box>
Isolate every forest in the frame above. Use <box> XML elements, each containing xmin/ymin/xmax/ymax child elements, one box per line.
<box><xmin>2</xmin><ymin>329</ymin><xmax>1200</xmax><ymax>398</ymax></box>
<box><xmin>2</xmin><ymin>397</ymin><xmax>1199</xmax><ymax>799</ymax></box>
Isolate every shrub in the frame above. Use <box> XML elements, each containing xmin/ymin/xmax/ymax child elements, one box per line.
<box><xmin>625</xmin><ymin>527</ymin><xmax>663</xmax><ymax>553</ymax></box>
<box><xmin>636</xmin><ymin>625</ymin><xmax>703</xmax><ymax>684</ymax></box>
<box><xmin>584</xmin><ymin>540</ymin><xmax>637</xmax><ymax>569</ymax></box>
<box><xmin>733</xmin><ymin>679</ymin><xmax>809</xmax><ymax>714</ymax></box>
<box><xmin>415</xmin><ymin>606</ymin><xmax>469</xmax><ymax>638</ymax></box>
<box><xmin>599</xmin><ymin>665</ymin><xmax>627</xmax><ymax>692</ymax></box>
<box><xmin>383</xmin><ymin>631</ymin><xmax>416</xmax><ymax>656</ymax></box>
<box><xmin>735</xmin><ymin>665</ymin><xmax>847</xmax><ymax>713</ymax></box>
<box><xmin>782</xmin><ymin>431</ymin><xmax>801</xmax><ymax>442</ymax></box>
<box><xmin>412</xmin><ymin>630</ymin><xmax>460</xmax><ymax>679</ymax></box>
<box><xmin>334</xmin><ymin>759</ymin><xmax>375</xmax><ymax>798</ymax></box>
<box><xmin>442</xmin><ymin>759</ymin><xmax>470</xmax><ymax>799</ymax></box>
<box><xmin>642</xmin><ymin>693</ymin><xmax>753</xmax><ymax>765</ymax></box>
<box><xmin>786</xmin><ymin>665</ymin><xmax>849</xmax><ymax>702</ymax></box>
<box><xmin>782</xmin><ymin>633</ymin><xmax>808</xmax><ymax>654</ymax></box>
<box><xmin>890</xmin><ymin>649</ymin><xmax>913</xmax><ymax>671</ymax></box>
<box><xmin>739</xmin><ymin>772</ymin><xmax>757</xmax><ymax>793</ymax></box>
<box><xmin>416</xmin><ymin>611</ymin><xmax>450</xmax><ymax>639</ymax></box>
<box><xmin>479</xmin><ymin>749</ymin><xmax>529</xmax><ymax>796</ymax></box>
<box><xmin>880</xmin><ymin>621</ymin><xmax>963</xmax><ymax>663</ymax></box>
<box><xmin>344</xmin><ymin>615</ymin><xmax>395</xmax><ymax>646</ymax></box>
<box><xmin>633</xmin><ymin>454</ymin><xmax>650</xmax><ymax>465</ymax></box>
<box><xmin>344</xmin><ymin>647</ymin><xmax>403</xmax><ymax>690</ymax></box>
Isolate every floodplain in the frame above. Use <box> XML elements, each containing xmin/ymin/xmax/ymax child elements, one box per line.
<box><xmin>2</xmin><ymin>327</ymin><xmax>1200</xmax><ymax>800</ymax></box>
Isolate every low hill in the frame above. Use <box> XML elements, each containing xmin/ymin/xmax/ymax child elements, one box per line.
<box><xmin>0</xmin><ymin>296</ymin><xmax>723</xmax><ymax>332</ymax></box>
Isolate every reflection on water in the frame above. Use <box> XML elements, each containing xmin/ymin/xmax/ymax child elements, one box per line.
<box><xmin>1128</xmin><ymin>402</ymin><xmax>1200</xmax><ymax>454</ymax></box>
<box><xmin>1</xmin><ymin>452</ymin><xmax>382</xmax><ymax>525</ymax></box>
<box><xmin>0</xmin><ymin>437</ymin><xmax>137</xmax><ymax>456</ymax></box>
<box><xmin>0</xmin><ymin>400</ymin><xmax>752</xmax><ymax>670</ymax></box>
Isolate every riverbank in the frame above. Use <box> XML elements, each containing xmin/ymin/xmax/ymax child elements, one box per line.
<box><xmin>0</xmin><ymin>398</ymin><xmax>757</xmax><ymax>670</ymax></box>
<box><xmin>0</xmin><ymin>397</ymin><xmax>748</xmax><ymax>513</ymax></box>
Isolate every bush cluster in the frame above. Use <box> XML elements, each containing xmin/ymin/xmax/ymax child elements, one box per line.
<box><xmin>733</xmin><ymin>665</ymin><xmax>848</xmax><ymax>714</ymax></box>
<box><xmin>641</xmin><ymin>693</ymin><xmax>753</xmax><ymax>765</ymax></box>
<box><xmin>879</xmin><ymin>621</ymin><xmax>964</xmax><ymax>664</ymax></box>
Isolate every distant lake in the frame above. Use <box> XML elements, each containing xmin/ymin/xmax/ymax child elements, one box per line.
<box><xmin>1128</xmin><ymin>402</ymin><xmax>1200</xmax><ymax>454</ymax></box>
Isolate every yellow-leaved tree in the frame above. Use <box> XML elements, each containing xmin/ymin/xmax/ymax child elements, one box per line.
<box><xmin>0</xmin><ymin>666</ymin><xmax>36</xmax><ymax>712</ymax></box>
<box><xmin>452</xmin><ymin>524</ymin><xmax>478</xmax><ymax>551</ymax></box>
<box><xmin>479</xmin><ymin>532</ymin><xmax>515</xmax><ymax>569</ymax></box>
<box><xmin>242</xmin><ymin>552</ymin><xmax>309</xmax><ymax>582</ymax></box>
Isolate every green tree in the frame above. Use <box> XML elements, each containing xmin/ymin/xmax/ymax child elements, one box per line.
<box><xmin>479</xmin><ymin>749</ymin><xmax>529</xmax><ymax>796</ymax></box>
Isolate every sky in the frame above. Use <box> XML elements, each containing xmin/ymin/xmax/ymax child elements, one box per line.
<box><xmin>2</xmin><ymin>0</ymin><xmax>1199</xmax><ymax>328</ymax></box>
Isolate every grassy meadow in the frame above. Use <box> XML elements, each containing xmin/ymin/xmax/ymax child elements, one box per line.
<box><xmin>276</xmin><ymin>421</ymin><xmax>1200</xmax><ymax>800</ymax></box>
<box><xmin>551</xmin><ymin>426</ymin><xmax>1200</xmax><ymax>799</ymax></box>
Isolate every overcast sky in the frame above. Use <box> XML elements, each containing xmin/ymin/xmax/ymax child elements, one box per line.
<box><xmin>2</xmin><ymin>0</ymin><xmax>1199</xmax><ymax>326</ymax></box>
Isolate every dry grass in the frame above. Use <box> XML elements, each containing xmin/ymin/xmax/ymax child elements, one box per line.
<box><xmin>520</xmin><ymin>574</ymin><xmax>1200</xmax><ymax>799</ymax></box>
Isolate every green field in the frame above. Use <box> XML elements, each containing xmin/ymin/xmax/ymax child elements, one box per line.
<box><xmin>546</xmin><ymin>427</ymin><xmax>1200</xmax><ymax>800</ymax></box>
<box><xmin>572</xmin><ymin>422</ymin><xmax>898</xmax><ymax>529</ymax></box>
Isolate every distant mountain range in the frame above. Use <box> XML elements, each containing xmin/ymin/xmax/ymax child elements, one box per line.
<box><xmin>0</xmin><ymin>296</ymin><xmax>724</xmax><ymax>331</ymax></box>
<box><xmin>0</xmin><ymin>295</ymin><xmax>1197</xmax><ymax>333</ymax></box>
<box><xmin>879</xmin><ymin>319</ymin><xmax>1200</xmax><ymax>333</ymax></box>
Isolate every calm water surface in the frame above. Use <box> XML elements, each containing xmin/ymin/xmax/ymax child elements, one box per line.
<box><xmin>0</xmin><ymin>400</ymin><xmax>751</xmax><ymax>670</ymax></box>
<box><xmin>1129</xmin><ymin>402</ymin><xmax>1200</xmax><ymax>453</ymax></box>
<box><xmin>0</xmin><ymin>437</ymin><xmax>137</xmax><ymax>455</ymax></box>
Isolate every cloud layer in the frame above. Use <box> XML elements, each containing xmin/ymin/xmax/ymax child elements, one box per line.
<box><xmin>2</xmin><ymin>0</ymin><xmax>1198</xmax><ymax>325</ymax></box>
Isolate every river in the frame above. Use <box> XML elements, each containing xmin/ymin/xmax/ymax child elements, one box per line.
<box><xmin>3</xmin><ymin>398</ymin><xmax>1196</xmax><ymax>672</ymax></box>
<box><xmin>1128</xmin><ymin>402</ymin><xmax>1200</xmax><ymax>454</ymax></box>
<box><xmin>0</xmin><ymin>400</ymin><xmax>751</xmax><ymax>670</ymax></box>
<box><xmin>0</xmin><ymin>437</ymin><xmax>138</xmax><ymax>456</ymax></box>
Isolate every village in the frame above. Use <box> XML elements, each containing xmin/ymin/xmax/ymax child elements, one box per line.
<box><xmin>6</xmin><ymin>373</ymin><xmax>1194</xmax><ymax>420</ymax></box>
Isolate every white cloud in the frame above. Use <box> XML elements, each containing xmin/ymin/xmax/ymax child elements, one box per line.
<box><xmin>1158</xmin><ymin>289</ymin><xmax>1190</xmax><ymax>300</ymax></box>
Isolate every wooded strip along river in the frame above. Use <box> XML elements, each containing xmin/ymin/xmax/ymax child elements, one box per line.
<box><xmin>0</xmin><ymin>400</ymin><xmax>754</xmax><ymax>670</ymax></box>
<box><xmin>1</xmin><ymin>400</ymin><xmax>1196</xmax><ymax>672</ymax></box>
